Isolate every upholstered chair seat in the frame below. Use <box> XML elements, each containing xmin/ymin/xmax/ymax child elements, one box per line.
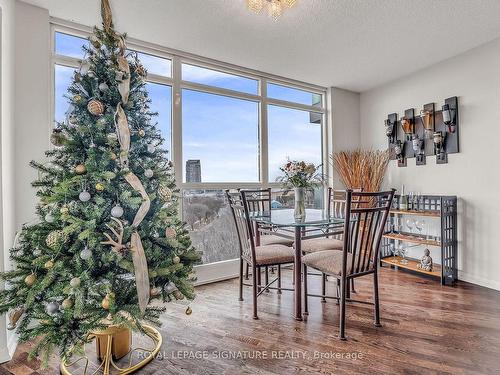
<box><xmin>259</xmin><ymin>234</ymin><xmax>294</xmax><ymax>247</ymax></box>
<box><xmin>296</xmin><ymin>237</ymin><xmax>343</xmax><ymax>253</ymax></box>
<box><xmin>254</xmin><ymin>245</ymin><xmax>295</xmax><ymax>266</ymax></box>
<box><xmin>302</xmin><ymin>250</ymin><xmax>353</xmax><ymax>276</ymax></box>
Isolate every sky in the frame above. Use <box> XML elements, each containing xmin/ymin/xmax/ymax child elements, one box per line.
<box><xmin>55</xmin><ymin>32</ymin><xmax>322</xmax><ymax>183</ymax></box>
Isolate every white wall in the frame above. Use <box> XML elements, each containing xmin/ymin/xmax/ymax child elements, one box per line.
<box><xmin>360</xmin><ymin>37</ymin><xmax>500</xmax><ymax>290</ymax></box>
<box><xmin>0</xmin><ymin>1</ymin><xmax>49</xmax><ymax>363</ymax></box>
<box><xmin>329</xmin><ymin>87</ymin><xmax>360</xmax><ymax>187</ymax></box>
<box><xmin>0</xmin><ymin>0</ymin><xmax>17</xmax><ymax>363</ymax></box>
<box><xmin>15</xmin><ymin>1</ymin><xmax>50</xmax><ymax>226</ymax></box>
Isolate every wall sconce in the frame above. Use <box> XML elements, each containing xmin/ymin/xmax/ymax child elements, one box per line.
<box><xmin>442</xmin><ymin>103</ymin><xmax>456</xmax><ymax>133</ymax></box>
<box><xmin>385</xmin><ymin>118</ymin><xmax>396</xmax><ymax>144</ymax></box>
<box><xmin>394</xmin><ymin>140</ymin><xmax>406</xmax><ymax>167</ymax></box>
<box><xmin>433</xmin><ymin>131</ymin><xmax>447</xmax><ymax>164</ymax></box>
<box><xmin>419</xmin><ymin>110</ymin><xmax>433</xmax><ymax>139</ymax></box>
<box><xmin>412</xmin><ymin>134</ymin><xmax>425</xmax><ymax>165</ymax></box>
<box><xmin>401</xmin><ymin>117</ymin><xmax>413</xmax><ymax>141</ymax></box>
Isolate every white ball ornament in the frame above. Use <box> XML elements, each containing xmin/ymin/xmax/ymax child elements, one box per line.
<box><xmin>98</xmin><ymin>82</ymin><xmax>109</xmax><ymax>92</ymax></box>
<box><xmin>79</xmin><ymin>190</ymin><xmax>91</xmax><ymax>202</ymax></box>
<box><xmin>144</xmin><ymin>169</ymin><xmax>154</xmax><ymax>178</ymax></box>
<box><xmin>46</xmin><ymin>302</ymin><xmax>59</xmax><ymax>315</ymax></box>
<box><xmin>45</xmin><ymin>213</ymin><xmax>55</xmax><ymax>223</ymax></box>
<box><xmin>147</xmin><ymin>144</ymin><xmax>156</xmax><ymax>153</ymax></box>
<box><xmin>80</xmin><ymin>246</ymin><xmax>92</xmax><ymax>261</ymax></box>
<box><xmin>70</xmin><ymin>277</ymin><xmax>81</xmax><ymax>288</ymax></box>
<box><xmin>111</xmin><ymin>204</ymin><xmax>124</xmax><ymax>218</ymax></box>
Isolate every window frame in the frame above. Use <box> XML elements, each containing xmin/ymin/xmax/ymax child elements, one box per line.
<box><xmin>50</xmin><ymin>18</ymin><xmax>329</xmax><ymax>193</ymax></box>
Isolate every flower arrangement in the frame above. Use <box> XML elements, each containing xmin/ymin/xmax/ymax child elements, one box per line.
<box><xmin>277</xmin><ymin>160</ymin><xmax>323</xmax><ymax>188</ymax></box>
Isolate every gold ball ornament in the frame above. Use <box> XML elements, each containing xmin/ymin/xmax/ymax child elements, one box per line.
<box><xmin>102</xmin><ymin>296</ymin><xmax>110</xmax><ymax>310</ymax></box>
<box><xmin>165</xmin><ymin>228</ymin><xmax>176</xmax><ymax>239</ymax></box>
<box><xmin>87</xmin><ymin>99</ymin><xmax>105</xmax><ymax>116</ymax></box>
<box><xmin>75</xmin><ymin>164</ymin><xmax>87</xmax><ymax>174</ymax></box>
<box><xmin>95</xmin><ymin>183</ymin><xmax>105</xmax><ymax>192</ymax></box>
<box><xmin>185</xmin><ymin>306</ymin><xmax>192</xmax><ymax>315</ymax></box>
<box><xmin>150</xmin><ymin>287</ymin><xmax>161</xmax><ymax>297</ymax></box>
<box><xmin>44</xmin><ymin>260</ymin><xmax>54</xmax><ymax>269</ymax></box>
<box><xmin>173</xmin><ymin>255</ymin><xmax>181</xmax><ymax>264</ymax></box>
<box><xmin>25</xmin><ymin>273</ymin><xmax>36</xmax><ymax>286</ymax></box>
<box><xmin>138</xmin><ymin>129</ymin><xmax>146</xmax><ymax>137</ymax></box>
<box><xmin>173</xmin><ymin>290</ymin><xmax>184</xmax><ymax>300</ymax></box>
<box><xmin>158</xmin><ymin>184</ymin><xmax>172</xmax><ymax>201</ymax></box>
<box><xmin>46</xmin><ymin>230</ymin><xmax>67</xmax><ymax>249</ymax></box>
<box><xmin>73</xmin><ymin>94</ymin><xmax>84</xmax><ymax>104</ymax></box>
<box><xmin>62</xmin><ymin>298</ymin><xmax>73</xmax><ymax>309</ymax></box>
<box><xmin>110</xmin><ymin>152</ymin><xmax>117</xmax><ymax>161</ymax></box>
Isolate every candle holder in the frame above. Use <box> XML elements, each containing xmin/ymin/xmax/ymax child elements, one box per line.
<box><xmin>394</xmin><ymin>140</ymin><xmax>406</xmax><ymax>167</ymax></box>
<box><xmin>419</xmin><ymin>109</ymin><xmax>434</xmax><ymax>139</ymax></box>
<box><xmin>401</xmin><ymin>117</ymin><xmax>413</xmax><ymax>141</ymax></box>
<box><xmin>433</xmin><ymin>131</ymin><xmax>447</xmax><ymax>164</ymax></box>
<box><xmin>412</xmin><ymin>134</ymin><xmax>425</xmax><ymax>165</ymax></box>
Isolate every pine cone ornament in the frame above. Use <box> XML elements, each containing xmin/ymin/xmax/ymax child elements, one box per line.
<box><xmin>87</xmin><ymin>99</ymin><xmax>105</xmax><ymax>116</ymax></box>
<box><xmin>158</xmin><ymin>184</ymin><xmax>172</xmax><ymax>201</ymax></box>
<box><xmin>46</xmin><ymin>230</ymin><xmax>67</xmax><ymax>249</ymax></box>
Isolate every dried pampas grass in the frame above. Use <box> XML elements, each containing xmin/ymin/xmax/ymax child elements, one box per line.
<box><xmin>330</xmin><ymin>149</ymin><xmax>390</xmax><ymax>192</ymax></box>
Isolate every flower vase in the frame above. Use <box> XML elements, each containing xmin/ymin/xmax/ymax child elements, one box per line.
<box><xmin>294</xmin><ymin>187</ymin><xmax>306</xmax><ymax>221</ymax></box>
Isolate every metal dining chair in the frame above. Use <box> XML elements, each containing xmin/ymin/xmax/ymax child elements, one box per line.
<box><xmin>297</xmin><ymin>188</ymin><xmax>363</xmax><ymax>299</ymax></box>
<box><xmin>226</xmin><ymin>190</ymin><xmax>295</xmax><ymax>319</ymax></box>
<box><xmin>302</xmin><ymin>189</ymin><xmax>395</xmax><ymax>339</ymax></box>
<box><xmin>240</xmin><ymin>188</ymin><xmax>293</xmax><ymax>286</ymax></box>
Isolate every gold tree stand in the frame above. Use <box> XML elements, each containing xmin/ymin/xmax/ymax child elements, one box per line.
<box><xmin>60</xmin><ymin>325</ymin><xmax>162</xmax><ymax>375</ymax></box>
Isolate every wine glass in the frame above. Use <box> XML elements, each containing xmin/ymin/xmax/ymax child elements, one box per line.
<box><xmin>389</xmin><ymin>243</ymin><xmax>397</xmax><ymax>257</ymax></box>
<box><xmin>406</xmin><ymin>219</ymin><xmax>414</xmax><ymax>235</ymax></box>
<box><xmin>415</xmin><ymin>219</ymin><xmax>424</xmax><ymax>238</ymax></box>
<box><xmin>399</xmin><ymin>244</ymin><xmax>408</xmax><ymax>264</ymax></box>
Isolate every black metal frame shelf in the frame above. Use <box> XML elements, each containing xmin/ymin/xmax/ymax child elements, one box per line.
<box><xmin>380</xmin><ymin>194</ymin><xmax>458</xmax><ymax>285</ymax></box>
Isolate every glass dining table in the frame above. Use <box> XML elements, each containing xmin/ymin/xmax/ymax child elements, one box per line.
<box><xmin>249</xmin><ymin>209</ymin><xmax>346</xmax><ymax>321</ymax></box>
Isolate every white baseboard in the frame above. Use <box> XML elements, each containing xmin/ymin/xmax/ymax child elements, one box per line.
<box><xmin>193</xmin><ymin>259</ymin><xmax>239</xmax><ymax>286</ymax></box>
<box><xmin>458</xmin><ymin>271</ymin><xmax>500</xmax><ymax>291</ymax></box>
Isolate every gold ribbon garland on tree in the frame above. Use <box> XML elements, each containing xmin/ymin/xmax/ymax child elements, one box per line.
<box><xmin>100</xmin><ymin>0</ymin><xmax>150</xmax><ymax>314</ymax></box>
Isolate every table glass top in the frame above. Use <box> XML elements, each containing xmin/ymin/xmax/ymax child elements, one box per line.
<box><xmin>249</xmin><ymin>209</ymin><xmax>345</xmax><ymax>227</ymax></box>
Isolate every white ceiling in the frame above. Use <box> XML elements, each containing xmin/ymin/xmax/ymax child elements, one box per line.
<box><xmin>21</xmin><ymin>0</ymin><xmax>500</xmax><ymax>92</ymax></box>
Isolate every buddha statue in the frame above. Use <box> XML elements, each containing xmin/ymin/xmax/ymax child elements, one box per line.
<box><xmin>417</xmin><ymin>248</ymin><xmax>433</xmax><ymax>272</ymax></box>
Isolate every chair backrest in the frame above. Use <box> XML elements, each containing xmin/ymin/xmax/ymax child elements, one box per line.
<box><xmin>240</xmin><ymin>188</ymin><xmax>272</xmax><ymax>214</ymax></box>
<box><xmin>328</xmin><ymin>187</ymin><xmax>363</xmax><ymax>219</ymax></box>
<box><xmin>342</xmin><ymin>189</ymin><xmax>395</xmax><ymax>277</ymax></box>
<box><xmin>226</xmin><ymin>190</ymin><xmax>255</xmax><ymax>264</ymax></box>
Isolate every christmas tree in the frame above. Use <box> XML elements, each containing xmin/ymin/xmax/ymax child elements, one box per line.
<box><xmin>0</xmin><ymin>0</ymin><xmax>200</xmax><ymax>363</ymax></box>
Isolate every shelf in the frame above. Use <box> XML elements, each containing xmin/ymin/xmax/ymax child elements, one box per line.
<box><xmin>383</xmin><ymin>232</ymin><xmax>441</xmax><ymax>247</ymax></box>
<box><xmin>390</xmin><ymin>209</ymin><xmax>440</xmax><ymax>217</ymax></box>
<box><xmin>381</xmin><ymin>256</ymin><xmax>441</xmax><ymax>278</ymax></box>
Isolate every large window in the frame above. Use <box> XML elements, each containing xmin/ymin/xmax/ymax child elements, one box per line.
<box><xmin>52</xmin><ymin>26</ymin><xmax>327</xmax><ymax>267</ymax></box>
<box><xmin>182</xmin><ymin>89</ymin><xmax>259</xmax><ymax>183</ymax></box>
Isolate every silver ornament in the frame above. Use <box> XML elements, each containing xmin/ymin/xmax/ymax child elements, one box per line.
<box><xmin>79</xmin><ymin>190</ymin><xmax>91</xmax><ymax>202</ymax></box>
<box><xmin>144</xmin><ymin>169</ymin><xmax>154</xmax><ymax>178</ymax></box>
<box><xmin>80</xmin><ymin>61</ymin><xmax>90</xmax><ymax>75</ymax></box>
<box><xmin>147</xmin><ymin>144</ymin><xmax>155</xmax><ymax>153</ymax></box>
<box><xmin>80</xmin><ymin>246</ymin><xmax>92</xmax><ymax>260</ymax></box>
<box><xmin>46</xmin><ymin>302</ymin><xmax>59</xmax><ymax>315</ymax></box>
<box><xmin>111</xmin><ymin>204</ymin><xmax>124</xmax><ymax>218</ymax></box>
<box><xmin>98</xmin><ymin>82</ymin><xmax>109</xmax><ymax>92</ymax></box>
<box><xmin>69</xmin><ymin>277</ymin><xmax>81</xmax><ymax>288</ymax></box>
<box><xmin>45</xmin><ymin>213</ymin><xmax>55</xmax><ymax>223</ymax></box>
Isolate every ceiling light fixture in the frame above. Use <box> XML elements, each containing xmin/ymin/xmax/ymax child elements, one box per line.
<box><xmin>247</xmin><ymin>0</ymin><xmax>297</xmax><ymax>21</ymax></box>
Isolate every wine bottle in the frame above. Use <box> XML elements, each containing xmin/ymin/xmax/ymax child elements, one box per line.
<box><xmin>399</xmin><ymin>184</ymin><xmax>408</xmax><ymax>210</ymax></box>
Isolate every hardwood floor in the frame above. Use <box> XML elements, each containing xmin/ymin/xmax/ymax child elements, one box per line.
<box><xmin>2</xmin><ymin>267</ymin><xmax>500</xmax><ymax>374</ymax></box>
